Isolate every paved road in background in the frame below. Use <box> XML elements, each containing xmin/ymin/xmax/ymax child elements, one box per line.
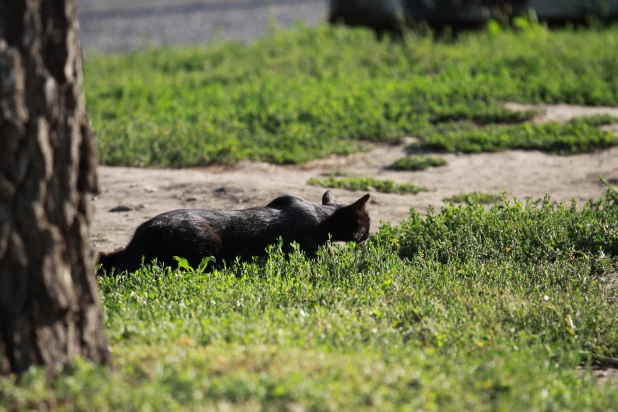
<box><xmin>78</xmin><ymin>0</ymin><xmax>329</xmax><ymax>53</ymax></box>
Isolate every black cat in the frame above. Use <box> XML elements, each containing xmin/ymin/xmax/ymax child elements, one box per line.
<box><xmin>98</xmin><ymin>190</ymin><xmax>370</xmax><ymax>274</ymax></box>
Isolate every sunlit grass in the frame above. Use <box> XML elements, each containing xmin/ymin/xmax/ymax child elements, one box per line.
<box><xmin>2</xmin><ymin>186</ymin><xmax>617</xmax><ymax>409</ymax></box>
<box><xmin>86</xmin><ymin>25</ymin><xmax>618</xmax><ymax>167</ymax></box>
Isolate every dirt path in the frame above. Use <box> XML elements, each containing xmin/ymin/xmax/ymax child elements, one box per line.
<box><xmin>92</xmin><ymin>103</ymin><xmax>618</xmax><ymax>252</ymax></box>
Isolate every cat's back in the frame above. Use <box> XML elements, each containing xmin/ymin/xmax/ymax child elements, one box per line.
<box><xmin>266</xmin><ymin>194</ymin><xmax>306</xmax><ymax>209</ymax></box>
<box><xmin>134</xmin><ymin>195</ymin><xmax>326</xmax><ymax>245</ymax></box>
<box><xmin>141</xmin><ymin>207</ymin><xmax>279</xmax><ymax>232</ymax></box>
<box><xmin>265</xmin><ymin>194</ymin><xmax>324</xmax><ymax>225</ymax></box>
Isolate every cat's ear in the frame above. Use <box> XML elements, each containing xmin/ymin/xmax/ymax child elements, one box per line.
<box><xmin>322</xmin><ymin>190</ymin><xmax>337</xmax><ymax>205</ymax></box>
<box><xmin>353</xmin><ymin>194</ymin><xmax>370</xmax><ymax>211</ymax></box>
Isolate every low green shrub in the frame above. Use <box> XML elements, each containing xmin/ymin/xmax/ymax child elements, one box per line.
<box><xmin>380</xmin><ymin>183</ymin><xmax>618</xmax><ymax>264</ymax></box>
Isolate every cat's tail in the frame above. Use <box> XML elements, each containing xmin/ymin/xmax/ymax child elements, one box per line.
<box><xmin>97</xmin><ymin>248</ymin><xmax>125</xmax><ymax>276</ymax></box>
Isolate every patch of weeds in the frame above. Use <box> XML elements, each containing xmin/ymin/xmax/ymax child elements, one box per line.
<box><xmin>86</xmin><ymin>25</ymin><xmax>618</xmax><ymax>166</ymax></box>
<box><xmin>391</xmin><ymin>155</ymin><xmax>448</xmax><ymax>171</ymax></box>
<box><xmin>419</xmin><ymin>116</ymin><xmax>618</xmax><ymax>154</ymax></box>
<box><xmin>444</xmin><ymin>191</ymin><xmax>503</xmax><ymax>204</ymax></box>
<box><xmin>380</xmin><ymin>181</ymin><xmax>618</xmax><ymax>264</ymax></box>
<box><xmin>308</xmin><ymin>176</ymin><xmax>429</xmax><ymax>194</ymax></box>
<box><xmin>573</xmin><ymin>114</ymin><xmax>618</xmax><ymax>127</ymax></box>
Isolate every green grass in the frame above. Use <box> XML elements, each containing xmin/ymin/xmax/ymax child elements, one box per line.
<box><xmin>86</xmin><ymin>25</ymin><xmax>618</xmax><ymax>167</ymax></box>
<box><xmin>444</xmin><ymin>191</ymin><xmax>504</xmax><ymax>204</ymax></box>
<box><xmin>418</xmin><ymin>116</ymin><xmax>618</xmax><ymax>154</ymax></box>
<box><xmin>383</xmin><ymin>185</ymin><xmax>618</xmax><ymax>264</ymax></box>
<box><xmin>308</xmin><ymin>175</ymin><xmax>429</xmax><ymax>194</ymax></box>
<box><xmin>391</xmin><ymin>155</ymin><xmax>448</xmax><ymax>171</ymax></box>
<box><xmin>2</xmin><ymin>185</ymin><xmax>617</xmax><ymax>410</ymax></box>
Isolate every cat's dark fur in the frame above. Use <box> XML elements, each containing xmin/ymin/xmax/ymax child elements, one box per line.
<box><xmin>98</xmin><ymin>190</ymin><xmax>370</xmax><ymax>274</ymax></box>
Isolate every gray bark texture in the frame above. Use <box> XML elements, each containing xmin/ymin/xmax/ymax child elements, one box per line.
<box><xmin>0</xmin><ymin>0</ymin><xmax>110</xmax><ymax>374</ymax></box>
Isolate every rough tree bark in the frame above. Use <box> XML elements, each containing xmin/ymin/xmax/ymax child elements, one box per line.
<box><xmin>0</xmin><ymin>0</ymin><xmax>110</xmax><ymax>374</ymax></box>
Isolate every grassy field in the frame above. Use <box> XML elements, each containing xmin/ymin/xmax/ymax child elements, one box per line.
<box><xmin>3</xmin><ymin>24</ymin><xmax>618</xmax><ymax>410</ymax></box>
<box><xmin>87</xmin><ymin>24</ymin><xmax>618</xmax><ymax>167</ymax></box>
<box><xmin>2</xmin><ymin>186</ymin><xmax>617</xmax><ymax>410</ymax></box>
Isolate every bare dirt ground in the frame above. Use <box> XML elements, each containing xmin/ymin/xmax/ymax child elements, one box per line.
<box><xmin>92</xmin><ymin>103</ymin><xmax>618</xmax><ymax>251</ymax></box>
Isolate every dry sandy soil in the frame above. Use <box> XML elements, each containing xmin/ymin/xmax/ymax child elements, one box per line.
<box><xmin>92</xmin><ymin>103</ymin><xmax>618</xmax><ymax>251</ymax></box>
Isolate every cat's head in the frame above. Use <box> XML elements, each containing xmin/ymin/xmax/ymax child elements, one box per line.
<box><xmin>322</xmin><ymin>190</ymin><xmax>371</xmax><ymax>243</ymax></box>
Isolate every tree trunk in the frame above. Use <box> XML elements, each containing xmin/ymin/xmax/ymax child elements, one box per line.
<box><xmin>0</xmin><ymin>0</ymin><xmax>110</xmax><ymax>374</ymax></box>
